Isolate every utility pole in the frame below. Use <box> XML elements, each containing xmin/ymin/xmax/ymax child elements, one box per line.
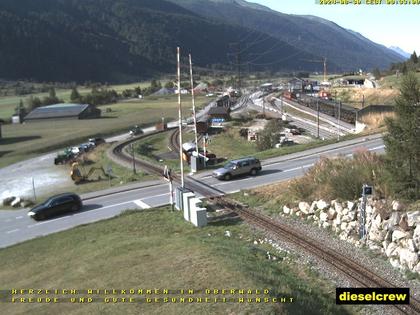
<box><xmin>130</xmin><ymin>143</ymin><xmax>136</xmax><ymax>174</ymax></box>
<box><xmin>177</xmin><ymin>47</ymin><xmax>185</xmax><ymax>188</ymax></box>
<box><xmin>31</xmin><ymin>177</ymin><xmax>36</xmax><ymax>202</ymax></box>
<box><xmin>189</xmin><ymin>54</ymin><xmax>199</xmax><ymax>156</ymax></box>
<box><xmin>317</xmin><ymin>99</ymin><xmax>320</xmax><ymax>139</ymax></box>
<box><xmin>337</xmin><ymin>101</ymin><xmax>341</xmax><ymax>141</ymax></box>
<box><xmin>323</xmin><ymin>57</ymin><xmax>327</xmax><ymax>83</ymax></box>
<box><xmin>230</xmin><ymin>42</ymin><xmax>242</xmax><ymax>91</ymax></box>
<box><xmin>164</xmin><ymin>165</ymin><xmax>174</xmax><ymax>211</ymax></box>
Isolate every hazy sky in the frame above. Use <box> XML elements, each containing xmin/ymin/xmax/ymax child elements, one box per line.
<box><xmin>251</xmin><ymin>0</ymin><xmax>419</xmax><ymax>55</ymax></box>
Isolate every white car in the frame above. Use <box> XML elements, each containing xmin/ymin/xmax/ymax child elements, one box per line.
<box><xmin>71</xmin><ymin>147</ymin><xmax>80</xmax><ymax>155</ymax></box>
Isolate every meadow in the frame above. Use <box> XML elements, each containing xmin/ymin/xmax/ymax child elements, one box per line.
<box><xmin>0</xmin><ymin>95</ymin><xmax>208</xmax><ymax>168</ymax></box>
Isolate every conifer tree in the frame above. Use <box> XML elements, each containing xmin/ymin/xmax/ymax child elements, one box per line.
<box><xmin>384</xmin><ymin>72</ymin><xmax>420</xmax><ymax>199</ymax></box>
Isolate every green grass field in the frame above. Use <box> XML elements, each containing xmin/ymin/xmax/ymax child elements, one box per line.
<box><xmin>379</xmin><ymin>72</ymin><xmax>420</xmax><ymax>89</ymax></box>
<box><xmin>0</xmin><ymin>95</ymin><xmax>208</xmax><ymax>169</ymax></box>
<box><xmin>0</xmin><ymin>208</ymin><xmax>349</xmax><ymax>315</ymax></box>
<box><xmin>130</xmin><ymin>124</ymin><xmax>379</xmax><ymax>175</ymax></box>
<box><xmin>0</xmin><ymin>82</ymin><xmax>156</xmax><ymax>120</ymax></box>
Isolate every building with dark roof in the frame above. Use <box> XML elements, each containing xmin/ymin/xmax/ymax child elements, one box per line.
<box><xmin>24</xmin><ymin>103</ymin><xmax>101</xmax><ymax>122</ymax></box>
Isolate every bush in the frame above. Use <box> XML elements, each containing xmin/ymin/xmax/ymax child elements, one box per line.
<box><xmin>256</xmin><ymin>119</ymin><xmax>284</xmax><ymax>150</ymax></box>
<box><xmin>288</xmin><ymin>151</ymin><xmax>389</xmax><ymax>201</ymax></box>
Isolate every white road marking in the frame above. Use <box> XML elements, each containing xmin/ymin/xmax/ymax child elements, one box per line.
<box><xmin>265</xmin><ymin>141</ymin><xmax>383</xmax><ymax>167</ymax></box>
<box><xmin>368</xmin><ymin>145</ymin><xmax>385</xmax><ymax>151</ymax></box>
<box><xmin>213</xmin><ymin>177</ymin><xmax>251</xmax><ymax>186</ymax></box>
<box><xmin>84</xmin><ymin>184</ymin><xmax>167</xmax><ymax>201</ymax></box>
<box><xmin>143</xmin><ymin>193</ymin><xmax>170</xmax><ymax>201</ymax></box>
<box><xmin>6</xmin><ymin>229</ymin><xmax>19</xmax><ymax>234</ymax></box>
<box><xmin>15</xmin><ymin>216</ymin><xmax>23</xmax><ymax>219</ymax></box>
<box><xmin>134</xmin><ymin>200</ymin><xmax>151</xmax><ymax>209</ymax></box>
<box><xmin>282</xmin><ymin>164</ymin><xmax>314</xmax><ymax>173</ymax></box>
<box><xmin>5</xmin><ymin>219</ymin><xmax>12</xmax><ymax>222</ymax></box>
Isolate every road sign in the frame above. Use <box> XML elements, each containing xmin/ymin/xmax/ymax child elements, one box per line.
<box><xmin>363</xmin><ymin>185</ymin><xmax>373</xmax><ymax>195</ymax></box>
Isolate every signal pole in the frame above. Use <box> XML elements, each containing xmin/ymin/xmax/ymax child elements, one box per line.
<box><xmin>177</xmin><ymin>47</ymin><xmax>184</xmax><ymax>188</ymax></box>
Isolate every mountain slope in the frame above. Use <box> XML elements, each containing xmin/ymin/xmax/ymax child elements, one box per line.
<box><xmin>0</xmin><ymin>0</ymin><xmax>321</xmax><ymax>83</ymax></box>
<box><xmin>389</xmin><ymin>46</ymin><xmax>411</xmax><ymax>59</ymax></box>
<box><xmin>170</xmin><ymin>0</ymin><xmax>404</xmax><ymax>72</ymax></box>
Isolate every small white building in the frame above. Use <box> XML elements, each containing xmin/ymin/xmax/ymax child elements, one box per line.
<box><xmin>364</xmin><ymin>79</ymin><xmax>377</xmax><ymax>89</ymax></box>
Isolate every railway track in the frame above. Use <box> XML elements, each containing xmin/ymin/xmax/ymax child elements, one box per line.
<box><xmin>109</xmin><ymin>129</ymin><xmax>419</xmax><ymax>314</ymax></box>
<box><xmin>211</xmin><ymin>197</ymin><xmax>420</xmax><ymax>315</ymax></box>
<box><xmin>109</xmin><ymin>128</ymin><xmax>223</xmax><ymax>198</ymax></box>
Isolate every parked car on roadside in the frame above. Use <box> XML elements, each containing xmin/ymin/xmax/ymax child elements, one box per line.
<box><xmin>27</xmin><ymin>193</ymin><xmax>83</xmax><ymax>220</ymax></box>
<box><xmin>88</xmin><ymin>137</ymin><xmax>105</xmax><ymax>146</ymax></box>
<box><xmin>213</xmin><ymin>157</ymin><xmax>261</xmax><ymax>180</ymax></box>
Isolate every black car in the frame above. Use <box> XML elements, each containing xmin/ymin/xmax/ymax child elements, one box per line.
<box><xmin>27</xmin><ymin>193</ymin><xmax>83</xmax><ymax>220</ymax></box>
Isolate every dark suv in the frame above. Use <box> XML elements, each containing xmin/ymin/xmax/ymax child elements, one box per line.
<box><xmin>27</xmin><ymin>193</ymin><xmax>83</xmax><ymax>220</ymax></box>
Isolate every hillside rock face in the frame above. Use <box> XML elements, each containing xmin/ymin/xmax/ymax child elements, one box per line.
<box><xmin>281</xmin><ymin>198</ymin><xmax>420</xmax><ymax>273</ymax></box>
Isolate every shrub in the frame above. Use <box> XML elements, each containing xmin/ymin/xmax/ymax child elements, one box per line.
<box><xmin>288</xmin><ymin>151</ymin><xmax>389</xmax><ymax>201</ymax></box>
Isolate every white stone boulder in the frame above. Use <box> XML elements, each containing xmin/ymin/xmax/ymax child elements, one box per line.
<box><xmin>385</xmin><ymin>242</ymin><xmax>399</xmax><ymax>257</ymax></box>
<box><xmin>316</xmin><ymin>200</ymin><xmax>329</xmax><ymax>210</ymax></box>
<box><xmin>369</xmin><ymin>228</ymin><xmax>386</xmax><ymax>243</ymax></box>
<box><xmin>283</xmin><ymin>205</ymin><xmax>290</xmax><ymax>215</ymax></box>
<box><xmin>347</xmin><ymin>201</ymin><xmax>356</xmax><ymax>211</ymax></box>
<box><xmin>392</xmin><ymin>200</ymin><xmax>403</xmax><ymax>211</ymax></box>
<box><xmin>348</xmin><ymin>221</ymin><xmax>358</xmax><ymax>229</ymax></box>
<box><xmin>298</xmin><ymin>202</ymin><xmax>311</xmax><ymax>215</ymax></box>
<box><xmin>398</xmin><ymin>214</ymin><xmax>410</xmax><ymax>231</ymax></box>
<box><xmin>406</xmin><ymin>239</ymin><xmax>417</xmax><ymax>253</ymax></box>
<box><xmin>372</xmin><ymin>214</ymin><xmax>382</xmax><ymax>228</ymax></box>
<box><xmin>309</xmin><ymin>201</ymin><xmax>317</xmax><ymax>213</ymax></box>
<box><xmin>388</xmin><ymin>212</ymin><xmax>401</xmax><ymax>227</ymax></box>
<box><xmin>327</xmin><ymin>208</ymin><xmax>337</xmax><ymax>220</ymax></box>
<box><xmin>348</xmin><ymin>210</ymin><xmax>356</xmax><ymax>221</ymax></box>
<box><xmin>392</xmin><ymin>230</ymin><xmax>409</xmax><ymax>242</ymax></box>
<box><xmin>333</xmin><ymin>215</ymin><xmax>342</xmax><ymax>227</ymax></box>
<box><xmin>399</xmin><ymin>248</ymin><xmax>419</xmax><ymax>270</ymax></box>
<box><xmin>334</xmin><ymin>202</ymin><xmax>343</xmax><ymax>214</ymax></box>
<box><xmin>322</xmin><ymin>222</ymin><xmax>331</xmax><ymax>229</ymax></box>
<box><xmin>319</xmin><ymin>211</ymin><xmax>328</xmax><ymax>222</ymax></box>
<box><xmin>413</xmin><ymin>225</ymin><xmax>420</xmax><ymax>248</ymax></box>
<box><xmin>341</xmin><ymin>207</ymin><xmax>349</xmax><ymax>216</ymax></box>
<box><xmin>407</xmin><ymin>211</ymin><xmax>420</xmax><ymax>227</ymax></box>
<box><xmin>390</xmin><ymin>258</ymin><xmax>401</xmax><ymax>269</ymax></box>
<box><xmin>340</xmin><ymin>222</ymin><xmax>348</xmax><ymax>231</ymax></box>
<box><xmin>414</xmin><ymin>262</ymin><xmax>420</xmax><ymax>274</ymax></box>
<box><xmin>341</xmin><ymin>215</ymin><xmax>352</xmax><ymax>223</ymax></box>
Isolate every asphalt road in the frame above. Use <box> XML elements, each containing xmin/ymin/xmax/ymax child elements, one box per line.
<box><xmin>0</xmin><ymin>135</ymin><xmax>384</xmax><ymax>248</ymax></box>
